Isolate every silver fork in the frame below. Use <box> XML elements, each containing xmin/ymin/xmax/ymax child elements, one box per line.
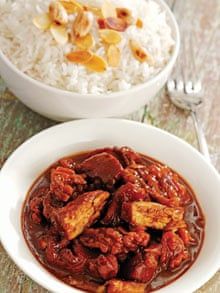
<box><xmin>166</xmin><ymin>1</ymin><xmax>219</xmax><ymax>164</ymax></box>
<box><xmin>167</xmin><ymin>78</ymin><xmax>211</xmax><ymax>162</ymax></box>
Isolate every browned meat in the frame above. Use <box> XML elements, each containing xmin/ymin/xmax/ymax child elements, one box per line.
<box><xmin>87</xmin><ymin>254</ymin><xmax>118</xmax><ymax>280</ymax></box>
<box><xmin>44</xmin><ymin>239</ymin><xmax>92</xmax><ymax>274</ymax></box>
<box><xmin>114</xmin><ymin>146</ymin><xmax>141</xmax><ymax>166</ymax></box>
<box><xmin>54</xmin><ymin>190</ymin><xmax>110</xmax><ymax>240</ymax></box>
<box><xmin>122</xmin><ymin>201</ymin><xmax>184</xmax><ymax>229</ymax></box>
<box><xmin>80</xmin><ymin>227</ymin><xmax>150</xmax><ymax>256</ymax></box>
<box><xmin>29</xmin><ymin>187</ymin><xmax>50</xmax><ymax>224</ymax></box>
<box><xmin>106</xmin><ymin>279</ymin><xmax>146</xmax><ymax>293</ymax></box>
<box><xmin>161</xmin><ymin>231</ymin><xmax>190</xmax><ymax>270</ymax></box>
<box><xmin>125</xmin><ymin>243</ymin><xmax>161</xmax><ymax>283</ymax></box>
<box><xmin>146</xmin><ymin>164</ymin><xmax>192</xmax><ymax>207</ymax></box>
<box><xmin>102</xmin><ymin>182</ymin><xmax>149</xmax><ymax>225</ymax></box>
<box><xmin>79</xmin><ymin>152</ymin><xmax>123</xmax><ymax>184</ymax></box>
<box><xmin>50</xmin><ymin>166</ymin><xmax>86</xmax><ymax>201</ymax></box>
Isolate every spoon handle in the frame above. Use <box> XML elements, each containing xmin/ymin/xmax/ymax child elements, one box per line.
<box><xmin>191</xmin><ymin>110</ymin><xmax>211</xmax><ymax>163</ymax></box>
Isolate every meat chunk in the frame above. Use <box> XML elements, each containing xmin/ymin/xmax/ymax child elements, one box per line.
<box><xmin>161</xmin><ymin>231</ymin><xmax>190</xmax><ymax>270</ymax></box>
<box><xmin>80</xmin><ymin>227</ymin><xmax>150</xmax><ymax>256</ymax></box>
<box><xmin>50</xmin><ymin>166</ymin><xmax>86</xmax><ymax>202</ymax></box>
<box><xmin>44</xmin><ymin>239</ymin><xmax>92</xmax><ymax>274</ymax></box>
<box><xmin>29</xmin><ymin>187</ymin><xmax>50</xmax><ymax>224</ymax></box>
<box><xmin>79</xmin><ymin>152</ymin><xmax>123</xmax><ymax>184</ymax></box>
<box><xmin>146</xmin><ymin>164</ymin><xmax>192</xmax><ymax>207</ymax></box>
<box><xmin>87</xmin><ymin>254</ymin><xmax>118</xmax><ymax>280</ymax></box>
<box><xmin>54</xmin><ymin>190</ymin><xmax>110</xmax><ymax>240</ymax></box>
<box><xmin>121</xmin><ymin>201</ymin><xmax>184</xmax><ymax>229</ymax></box>
<box><xmin>114</xmin><ymin>147</ymin><xmax>141</xmax><ymax>166</ymax></box>
<box><xmin>106</xmin><ymin>279</ymin><xmax>146</xmax><ymax>293</ymax></box>
<box><xmin>80</xmin><ymin>228</ymin><xmax>124</xmax><ymax>255</ymax></box>
<box><xmin>102</xmin><ymin>182</ymin><xmax>148</xmax><ymax>225</ymax></box>
<box><xmin>125</xmin><ymin>244</ymin><xmax>161</xmax><ymax>283</ymax></box>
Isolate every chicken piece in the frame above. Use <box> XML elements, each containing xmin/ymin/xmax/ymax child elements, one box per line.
<box><xmin>80</xmin><ymin>228</ymin><xmax>124</xmax><ymax>255</ymax></box>
<box><xmin>114</xmin><ymin>146</ymin><xmax>141</xmax><ymax>166</ymax></box>
<box><xmin>161</xmin><ymin>231</ymin><xmax>190</xmax><ymax>270</ymax></box>
<box><xmin>147</xmin><ymin>164</ymin><xmax>192</xmax><ymax>207</ymax></box>
<box><xmin>54</xmin><ymin>190</ymin><xmax>110</xmax><ymax>240</ymax></box>
<box><xmin>101</xmin><ymin>183</ymin><xmax>142</xmax><ymax>225</ymax></box>
<box><xmin>121</xmin><ymin>201</ymin><xmax>184</xmax><ymax>229</ymax></box>
<box><xmin>29</xmin><ymin>187</ymin><xmax>50</xmax><ymax>224</ymax></box>
<box><xmin>125</xmin><ymin>244</ymin><xmax>161</xmax><ymax>283</ymax></box>
<box><xmin>177</xmin><ymin>228</ymin><xmax>197</xmax><ymax>246</ymax></box>
<box><xmin>50</xmin><ymin>166</ymin><xmax>86</xmax><ymax>202</ymax></box>
<box><xmin>106</xmin><ymin>279</ymin><xmax>146</xmax><ymax>293</ymax></box>
<box><xmin>79</xmin><ymin>152</ymin><xmax>123</xmax><ymax>184</ymax></box>
<box><xmin>87</xmin><ymin>254</ymin><xmax>118</xmax><ymax>280</ymax></box>
<box><xmin>45</xmin><ymin>239</ymin><xmax>92</xmax><ymax>274</ymax></box>
<box><xmin>102</xmin><ymin>182</ymin><xmax>149</xmax><ymax>225</ymax></box>
<box><xmin>80</xmin><ymin>227</ymin><xmax>150</xmax><ymax>256</ymax></box>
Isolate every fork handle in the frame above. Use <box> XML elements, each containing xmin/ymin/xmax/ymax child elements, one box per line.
<box><xmin>191</xmin><ymin>110</ymin><xmax>211</xmax><ymax>163</ymax></box>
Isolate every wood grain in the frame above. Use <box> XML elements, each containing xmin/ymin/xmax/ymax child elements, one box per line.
<box><xmin>0</xmin><ymin>0</ymin><xmax>219</xmax><ymax>292</ymax></box>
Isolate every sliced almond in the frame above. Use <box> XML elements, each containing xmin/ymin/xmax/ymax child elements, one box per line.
<box><xmin>85</xmin><ymin>55</ymin><xmax>107</xmax><ymax>72</ymax></box>
<box><xmin>73</xmin><ymin>11</ymin><xmax>94</xmax><ymax>38</ymax></box>
<box><xmin>116</xmin><ymin>8</ymin><xmax>133</xmax><ymax>25</ymax></box>
<box><xmin>50</xmin><ymin>23</ymin><xmax>68</xmax><ymax>44</ymax></box>
<box><xmin>59</xmin><ymin>0</ymin><xmax>83</xmax><ymax>14</ymax></box>
<box><xmin>49</xmin><ymin>1</ymin><xmax>68</xmax><ymax>25</ymax></box>
<box><xmin>100</xmin><ymin>29</ymin><xmax>122</xmax><ymax>44</ymax></box>
<box><xmin>75</xmin><ymin>33</ymin><xmax>95</xmax><ymax>50</ymax></box>
<box><xmin>106</xmin><ymin>17</ymin><xmax>127</xmax><ymax>32</ymax></box>
<box><xmin>86</xmin><ymin>6</ymin><xmax>103</xmax><ymax>18</ymax></box>
<box><xmin>136</xmin><ymin>18</ymin><xmax>143</xmax><ymax>28</ymax></box>
<box><xmin>33</xmin><ymin>13</ymin><xmax>52</xmax><ymax>30</ymax></box>
<box><xmin>66</xmin><ymin>50</ymin><xmax>93</xmax><ymax>64</ymax></box>
<box><xmin>101</xmin><ymin>0</ymin><xmax>117</xmax><ymax>18</ymax></box>
<box><xmin>129</xmin><ymin>39</ymin><xmax>151</xmax><ymax>63</ymax></box>
<box><xmin>107</xmin><ymin>45</ymin><xmax>120</xmax><ymax>67</ymax></box>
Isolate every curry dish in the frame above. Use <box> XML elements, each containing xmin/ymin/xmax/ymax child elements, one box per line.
<box><xmin>22</xmin><ymin>147</ymin><xmax>205</xmax><ymax>292</ymax></box>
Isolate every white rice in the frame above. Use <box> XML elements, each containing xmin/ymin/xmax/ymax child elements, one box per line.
<box><xmin>0</xmin><ymin>0</ymin><xmax>175</xmax><ymax>94</ymax></box>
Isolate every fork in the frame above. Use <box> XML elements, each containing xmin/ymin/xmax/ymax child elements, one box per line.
<box><xmin>167</xmin><ymin>79</ymin><xmax>211</xmax><ymax>162</ymax></box>
<box><xmin>165</xmin><ymin>0</ymin><xmax>219</xmax><ymax>164</ymax></box>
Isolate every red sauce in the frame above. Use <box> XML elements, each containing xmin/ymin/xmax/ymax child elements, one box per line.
<box><xmin>22</xmin><ymin>147</ymin><xmax>205</xmax><ymax>292</ymax></box>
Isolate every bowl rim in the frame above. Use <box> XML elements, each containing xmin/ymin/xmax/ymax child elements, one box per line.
<box><xmin>0</xmin><ymin>0</ymin><xmax>180</xmax><ymax>100</ymax></box>
<box><xmin>0</xmin><ymin>118</ymin><xmax>220</xmax><ymax>293</ymax></box>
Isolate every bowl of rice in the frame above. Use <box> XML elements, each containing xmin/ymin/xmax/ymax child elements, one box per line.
<box><xmin>0</xmin><ymin>0</ymin><xmax>179</xmax><ymax>120</ymax></box>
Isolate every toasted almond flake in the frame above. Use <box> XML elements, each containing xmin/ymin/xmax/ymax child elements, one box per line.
<box><xmin>105</xmin><ymin>17</ymin><xmax>127</xmax><ymax>32</ymax></box>
<box><xmin>49</xmin><ymin>1</ymin><xmax>68</xmax><ymax>25</ymax></box>
<box><xmin>136</xmin><ymin>18</ymin><xmax>143</xmax><ymax>28</ymax></box>
<box><xmin>107</xmin><ymin>45</ymin><xmax>120</xmax><ymax>67</ymax></box>
<box><xmin>129</xmin><ymin>39</ymin><xmax>152</xmax><ymax>63</ymax></box>
<box><xmin>86</xmin><ymin>6</ymin><xmax>103</xmax><ymax>18</ymax></box>
<box><xmin>75</xmin><ymin>33</ymin><xmax>95</xmax><ymax>50</ymax></box>
<box><xmin>33</xmin><ymin>13</ymin><xmax>52</xmax><ymax>30</ymax></box>
<box><xmin>66</xmin><ymin>50</ymin><xmax>93</xmax><ymax>64</ymax></box>
<box><xmin>73</xmin><ymin>10</ymin><xmax>94</xmax><ymax>38</ymax></box>
<box><xmin>116</xmin><ymin>7</ymin><xmax>133</xmax><ymax>25</ymax></box>
<box><xmin>101</xmin><ymin>0</ymin><xmax>117</xmax><ymax>18</ymax></box>
<box><xmin>85</xmin><ymin>55</ymin><xmax>107</xmax><ymax>72</ymax></box>
<box><xmin>50</xmin><ymin>23</ymin><xmax>68</xmax><ymax>44</ymax></box>
<box><xmin>99</xmin><ymin>29</ymin><xmax>121</xmax><ymax>44</ymax></box>
<box><xmin>59</xmin><ymin>0</ymin><xmax>83</xmax><ymax>14</ymax></box>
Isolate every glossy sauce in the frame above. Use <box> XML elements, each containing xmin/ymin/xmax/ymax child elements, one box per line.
<box><xmin>22</xmin><ymin>148</ymin><xmax>205</xmax><ymax>292</ymax></box>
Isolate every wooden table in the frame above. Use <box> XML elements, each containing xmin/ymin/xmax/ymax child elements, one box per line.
<box><xmin>0</xmin><ymin>0</ymin><xmax>219</xmax><ymax>292</ymax></box>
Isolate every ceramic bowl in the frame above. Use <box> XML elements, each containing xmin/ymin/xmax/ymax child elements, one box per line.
<box><xmin>0</xmin><ymin>119</ymin><xmax>220</xmax><ymax>293</ymax></box>
<box><xmin>0</xmin><ymin>0</ymin><xmax>180</xmax><ymax>121</ymax></box>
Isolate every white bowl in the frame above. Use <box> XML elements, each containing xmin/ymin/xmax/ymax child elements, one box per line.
<box><xmin>0</xmin><ymin>119</ymin><xmax>220</xmax><ymax>293</ymax></box>
<box><xmin>0</xmin><ymin>0</ymin><xmax>180</xmax><ymax>121</ymax></box>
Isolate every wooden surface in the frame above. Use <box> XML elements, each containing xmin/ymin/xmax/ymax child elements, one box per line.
<box><xmin>0</xmin><ymin>0</ymin><xmax>220</xmax><ymax>292</ymax></box>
